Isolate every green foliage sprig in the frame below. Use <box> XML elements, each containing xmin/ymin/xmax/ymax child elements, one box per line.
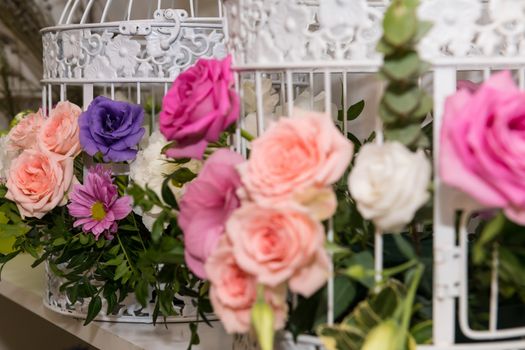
<box><xmin>377</xmin><ymin>0</ymin><xmax>433</xmax><ymax>149</ymax></box>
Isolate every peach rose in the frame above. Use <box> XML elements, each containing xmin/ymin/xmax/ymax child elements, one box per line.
<box><xmin>238</xmin><ymin>109</ymin><xmax>353</xmax><ymax>218</ymax></box>
<box><xmin>226</xmin><ymin>203</ymin><xmax>331</xmax><ymax>297</ymax></box>
<box><xmin>6</xmin><ymin>149</ymin><xmax>75</xmax><ymax>219</ymax></box>
<box><xmin>38</xmin><ymin>101</ymin><xmax>82</xmax><ymax>159</ymax></box>
<box><xmin>205</xmin><ymin>236</ymin><xmax>288</xmax><ymax>334</ymax></box>
<box><xmin>8</xmin><ymin>110</ymin><xmax>44</xmax><ymax>151</ymax></box>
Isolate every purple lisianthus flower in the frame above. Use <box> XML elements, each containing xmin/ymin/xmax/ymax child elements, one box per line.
<box><xmin>68</xmin><ymin>165</ymin><xmax>132</xmax><ymax>240</ymax></box>
<box><xmin>79</xmin><ymin>96</ymin><xmax>145</xmax><ymax>162</ymax></box>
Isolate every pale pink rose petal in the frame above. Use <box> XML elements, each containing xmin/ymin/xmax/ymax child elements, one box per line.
<box><xmin>6</xmin><ymin>150</ymin><xmax>75</xmax><ymax>219</ymax></box>
<box><xmin>39</xmin><ymin>101</ymin><xmax>82</xmax><ymax>160</ymax></box>
<box><xmin>289</xmin><ymin>249</ymin><xmax>331</xmax><ymax>298</ymax></box>
<box><xmin>239</xmin><ymin>109</ymin><xmax>353</xmax><ymax>218</ymax></box>
<box><xmin>226</xmin><ymin>203</ymin><xmax>327</xmax><ymax>295</ymax></box>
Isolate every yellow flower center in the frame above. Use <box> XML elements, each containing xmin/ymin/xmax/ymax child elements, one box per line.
<box><xmin>91</xmin><ymin>202</ymin><xmax>107</xmax><ymax>221</ymax></box>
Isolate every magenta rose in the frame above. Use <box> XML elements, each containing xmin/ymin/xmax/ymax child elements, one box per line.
<box><xmin>179</xmin><ymin>149</ymin><xmax>244</xmax><ymax>278</ymax></box>
<box><xmin>160</xmin><ymin>56</ymin><xmax>240</xmax><ymax>159</ymax></box>
<box><xmin>440</xmin><ymin>71</ymin><xmax>525</xmax><ymax>224</ymax></box>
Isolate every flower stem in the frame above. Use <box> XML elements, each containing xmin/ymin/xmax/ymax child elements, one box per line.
<box><xmin>241</xmin><ymin>129</ymin><xmax>255</xmax><ymax>142</ymax></box>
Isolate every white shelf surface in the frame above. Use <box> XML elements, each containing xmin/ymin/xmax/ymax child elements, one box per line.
<box><xmin>0</xmin><ymin>254</ymin><xmax>233</xmax><ymax>350</ymax></box>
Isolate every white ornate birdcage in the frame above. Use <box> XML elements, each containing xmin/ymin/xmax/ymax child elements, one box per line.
<box><xmin>41</xmin><ymin>0</ymin><xmax>225</xmax><ymax>323</ymax></box>
<box><xmin>224</xmin><ymin>0</ymin><xmax>525</xmax><ymax>349</ymax></box>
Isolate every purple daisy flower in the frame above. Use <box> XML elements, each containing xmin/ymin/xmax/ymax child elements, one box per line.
<box><xmin>68</xmin><ymin>165</ymin><xmax>132</xmax><ymax>240</ymax></box>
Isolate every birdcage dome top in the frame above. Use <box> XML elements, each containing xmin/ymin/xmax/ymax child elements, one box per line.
<box><xmin>224</xmin><ymin>0</ymin><xmax>525</xmax><ymax>71</ymax></box>
<box><xmin>42</xmin><ymin>0</ymin><xmax>226</xmax><ymax>84</ymax></box>
<box><xmin>46</xmin><ymin>0</ymin><xmax>223</xmax><ymax>30</ymax></box>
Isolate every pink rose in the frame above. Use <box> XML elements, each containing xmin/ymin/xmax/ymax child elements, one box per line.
<box><xmin>6</xmin><ymin>149</ymin><xmax>75</xmax><ymax>219</ymax></box>
<box><xmin>440</xmin><ymin>71</ymin><xmax>525</xmax><ymax>224</ymax></box>
<box><xmin>238</xmin><ymin>109</ymin><xmax>353</xmax><ymax>218</ymax></box>
<box><xmin>205</xmin><ymin>236</ymin><xmax>288</xmax><ymax>334</ymax></box>
<box><xmin>179</xmin><ymin>149</ymin><xmax>244</xmax><ymax>278</ymax></box>
<box><xmin>38</xmin><ymin>101</ymin><xmax>82</xmax><ymax>159</ymax></box>
<box><xmin>160</xmin><ymin>56</ymin><xmax>240</xmax><ymax>159</ymax></box>
<box><xmin>8</xmin><ymin>110</ymin><xmax>44</xmax><ymax>151</ymax></box>
<box><xmin>226</xmin><ymin>203</ymin><xmax>331</xmax><ymax>297</ymax></box>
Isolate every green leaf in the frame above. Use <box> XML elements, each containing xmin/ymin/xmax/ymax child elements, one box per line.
<box><xmin>79</xmin><ymin>234</ymin><xmax>89</xmax><ymax>245</ymax></box>
<box><xmin>473</xmin><ymin>213</ymin><xmax>505</xmax><ymax>264</ymax></box>
<box><xmin>414</xmin><ymin>21</ymin><xmax>433</xmax><ymax>43</ymax></box>
<box><xmin>333</xmin><ymin>277</ymin><xmax>357</xmax><ymax>320</ymax></box>
<box><xmin>105</xmin><ymin>254</ymin><xmax>124</xmax><ymax>266</ymax></box>
<box><xmin>108</xmin><ymin>244</ymin><xmax>120</xmax><ymax>256</ymax></box>
<box><xmin>344</xmin><ymin>252</ymin><xmax>375</xmax><ymax>288</ymax></box>
<box><xmin>347</xmin><ymin>100</ymin><xmax>365</xmax><ymax>121</ymax></box>
<box><xmin>106</xmin><ymin>292</ymin><xmax>117</xmax><ymax>315</ymax></box>
<box><xmin>384</xmin><ymin>88</ymin><xmax>421</xmax><ymax>117</ymax></box>
<box><xmin>317</xmin><ymin>325</ymin><xmax>364</xmax><ymax>350</ymax></box>
<box><xmin>114</xmin><ymin>261</ymin><xmax>130</xmax><ymax>281</ymax></box>
<box><xmin>67</xmin><ymin>285</ymin><xmax>79</xmax><ymax>304</ymax></box>
<box><xmin>136</xmin><ymin>279</ymin><xmax>149</xmax><ymax>307</ymax></box>
<box><xmin>119</xmin><ymin>224</ymin><xmax>139</xmax><ymax>232</ymax></box>
<box><xmin>96</xmin><ymin>238</ymin><xmax>106</xmax><ymax>248</ymax></box>
<box><xmin>392</xmin><ymin>235</ymin><xmax>416</xmax><ymax>260</ymax></box>
<box><xmin>381</xmin><ymin>52</ymin><xmax>422</xmax><ymax>81</ymax></box>
<box><xmin>0</xmin><ymin>212</ymin><xmax>7</xmax><ymax>224</ymax></box>
<box><xmin>84</xmin><ymin>296</ymin><xmax>102</xmax><ymax>325</ymax></box>
<box><xmin>161</xmin><ymin>177</ymin><xmax>178</xmax><ymax>209</ymax></box>
<box><xmin>376</xmin><ymin>38</ymin><xmax>396</xmax><ymax>56</ymax></box>
<box><xmin>151</xmin><ymin>212</ymin><xmax>168</xmax><ymax>242</ymax></box>
<box><xmin>379</xmin><ymin>103</ymin><xmax>399</xmax><ymax>125</ymax></box>
<box><xmin>51</xmin><ymin>237</ymin><xmax>67</xmax><ymax>247</ymax></box>
<box><xmin>161</xmin><ymin>141</ymin><xmax>177</xmax><ymax>155</ymax></box>
<box><xmin>170</xmin><ymin>168</ymin><xmax>197</xmax><ymax>187</ymax></box>
<box><xmin>187</xmin><ymin>322</ymin><xmax>201</xmax><ymax>350</ymax></box>
<box><xmin>383</xmin><ymin>4</ymin><xmax>418</xmax><ymax>47</ymax></box>
<box><xmin>384</xmin><ymin>124</ymin><xmax>422</xmax><ymax>147</ymax></box>
<box><xmin>412</xmin><ymin>93</ymin><xmax>433</xmax><ymax>121</ymax></box>
<box><xmin>479</xmin><ymin>213</ymin><xmax>505</xmax><ymax>246</ymax></box>
<box><xmin>361</xmin><ymin>321</ymin><xmax>400</xmax><ymax>350</ymax></box>
<box><xmin>410</xmin><ymin>320</ymin><xmax>432</xmax><ymax>344</ymax></box>
<box><xmin>0</xmin><ymin>223</ymin><xmax>31</xmax><ymax>238</ymax></box>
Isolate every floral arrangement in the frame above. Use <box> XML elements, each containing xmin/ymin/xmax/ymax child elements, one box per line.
<box><xmin>2</xmin><ymin>0</ymin><xmax>525</xmax><ymax>349</ymax></box>
<box><xmin>0</xmin><ymin>94</ymin><xmax>212</xmax><ymax>333</ymax></box>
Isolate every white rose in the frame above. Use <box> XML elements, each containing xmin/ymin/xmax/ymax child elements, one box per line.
<box><xmin>129</xmin><ymin>131</ymin><xmax>201</xmax><ymax>231</ymax></box>
<box><xmin>242</xmin><ymin>78</ymin><xmax>280</xmax><ymax>136</ymax></box>
<box><xmin>348</xmin><ymin>142</ymin><xmax>431</xmax><ymax>232</ymax></box>
<box><xmin>276</xmin><ymin>89</ymin><xmax>338</xmax><ymax>120</ymax></box>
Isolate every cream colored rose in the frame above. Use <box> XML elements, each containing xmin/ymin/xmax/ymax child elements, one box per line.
<box><xmin>276</xmin><ymin>88</ymin><xmax>338</xmax><ymax>120</ymax></box>
<box><xmin>242</xmin><ymin>78</ymin><xmax>279</xmax><ymax>136</ymax></box>
<box><xmin>129</xmin><ymin>131</ymin><xmax>201</xmax><ymax>230</ymax></box>
<box><xmin>348</xmin><ymin>142</ymin><xmax>431</xmax><ymax>232</ymax></box>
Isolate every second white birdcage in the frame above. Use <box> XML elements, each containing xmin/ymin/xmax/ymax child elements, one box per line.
<box><xmin>224</xmin><ymin>0</ymin><xmax>525</xmax><ymax>349</ymax></box>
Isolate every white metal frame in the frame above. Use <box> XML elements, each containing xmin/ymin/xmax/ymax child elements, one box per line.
<box><xmin>225</xmin><ymin>0</ymin><xmax>525</xmax><ymax>349</ymax></box>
